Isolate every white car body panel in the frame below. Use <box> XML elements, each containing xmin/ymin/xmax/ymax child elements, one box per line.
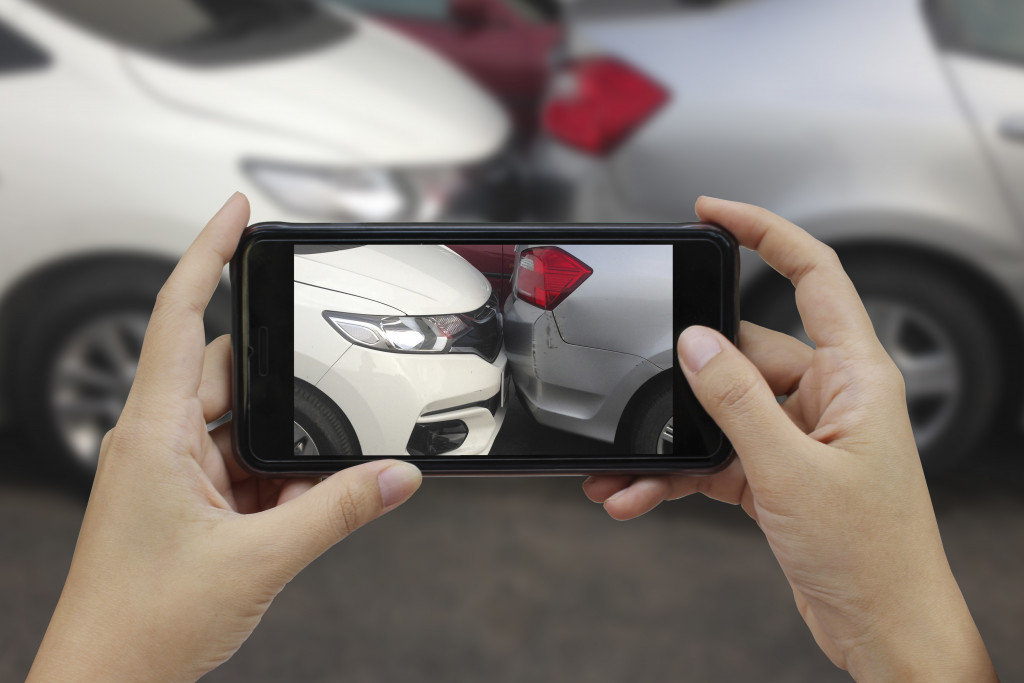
<box><xmin>123</xmin><ymin>11</ymin><xmax>507</xmax><ymax>165</ymax></box>
<box><xmin>296</xmin><ymin>245</ymin><xmax>492</xmax><ymax>315</ymax></box>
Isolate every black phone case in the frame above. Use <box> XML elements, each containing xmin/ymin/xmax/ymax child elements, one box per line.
<box><xmin>231</xmin><ymin>222</ymin><xmax>739</xmax><ymax>477</ymax></box>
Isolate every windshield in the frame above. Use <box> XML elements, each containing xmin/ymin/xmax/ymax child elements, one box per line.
<box><xmin>32</xmin><ymin>0</ymin><xmax>352</xmax><ymax>64</ymax></box>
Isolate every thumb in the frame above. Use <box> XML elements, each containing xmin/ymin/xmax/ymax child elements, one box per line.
<box><xmin>677</xmin><ymin>326</ymin><xmax>805</xmax><ymax>477</ymax></box>
<box><xmin>258</xmin><ymin>459</ymin><xmax>422</xmax><ymax>575</ymax></box>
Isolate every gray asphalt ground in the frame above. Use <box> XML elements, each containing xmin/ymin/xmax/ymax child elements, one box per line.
<box><xmin>2</xmin><ymin>403</ymin><xmax>1023</xmax><ymax>682</ymax></box>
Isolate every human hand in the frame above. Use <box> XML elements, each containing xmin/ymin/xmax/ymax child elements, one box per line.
<box><xmin>27</xmin><ymin>194</ymin><xmax>422</xmax><ymax>683</ymax></box>
<box><xmin>584</xmin><ymin>198</ymin><xmax>996</xmax><ymax>682</ymax></box>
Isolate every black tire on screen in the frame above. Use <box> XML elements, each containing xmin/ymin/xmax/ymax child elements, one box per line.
<box><xmin>628</xmin><ymin>383</ymin><xmax>673</xmax><ymax>455</ymax></box>
<box><xmin>293</xmin><ymin>379</ymin><xmax>360</xmax><ymax>457</ymax></box>
<box><xmin>9</xmin><ymin>259</ymin><xmax>230</xmax><ymax>486</ymax></box>
<box><xmin>745</xmin><ymin>256</ymin><xmax>999</xmax><ymax>472</ymax></box>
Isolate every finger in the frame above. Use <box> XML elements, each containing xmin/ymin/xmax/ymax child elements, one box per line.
<box><xmin>695</xmin><ymin>197</ymin><xmax>874</xmax><ymax>350</ymax></box>
<box><xmin>254</xmin><ymin>460</ymin><xmax>422</xmax><ymax>576</ymax></box>
<box><xmin>601</xmin><ymin>476</ymin><xmax>683</xmax><ymax>521</ymax></box>
<box><xmin>582</xmin><ymin>475</ymin><xmax>635</xmax><ymax>503</ymax></box>
<box><xmin>738</xmin><ymin>321</ymin><xmax>813</xmax><ymax>397</ymax></box>
<box><xmin>135</xmin><ymin>193</ymin><xmax>250</xmax><ymax>398</ymax></box>
<box><xmin>678</xmin><ymin>325</ymin><xmax>810</xmax><ymax>480</ymax></box>
<box><xmin>199</xmin><ymin>335</ymin><xmax>232</xmax><ymax>423</ymax></box>
<box><xmin>598</xmin><ymin>457</ymin><xmax>754</xmax><ymax>521</ymax></box>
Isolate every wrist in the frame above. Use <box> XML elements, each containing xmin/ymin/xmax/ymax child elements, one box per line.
<box><xmin>27</xmin><ymin>581</ymin><xmax>198</xmax><ymax>683</ymax></box>
<box><xmin>843</xmin><ymin>572</ymin><xmax>997</xmax><ymax>682</ymax></box>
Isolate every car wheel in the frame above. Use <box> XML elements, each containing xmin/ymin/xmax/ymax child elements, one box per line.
<box><xmin>10</xmin><ymin>260</ymin><xmax>229</xmax><ymax>484</ymax></box>
<box><xmin>746</xmin><ymin>256</ymin><xmax>999</xmax><ymax>472</ymax></box>
<box><xmin>629</xmin><ymin>383</ymin><xmax>673</xmax><ymax>455</ymax></box>
<box><xmin>293</xmin><ymin>379</ymin><xmax>360</xmax><ymax>456</ymax></box>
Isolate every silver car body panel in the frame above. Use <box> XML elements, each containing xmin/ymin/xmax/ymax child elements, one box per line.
<box><xmin>504</xmin><ymin>244</ymin><xmax>672</xmax><ymax>442</ymax></box>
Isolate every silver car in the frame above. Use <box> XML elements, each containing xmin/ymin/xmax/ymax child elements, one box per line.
<box><xmin>504</xmin><ymin>244</ymin><xmax>674</xmax><ymax>452</ymax></box>
<box><xmin>531</xmin><ymin>0</ymin><xmax>1024</xmax><ymax>469</ymax></box>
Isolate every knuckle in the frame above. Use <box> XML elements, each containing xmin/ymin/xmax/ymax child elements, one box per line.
<box><xmin>325</xmin><ymin>486</ymin><xmax>368</xmax><ymax>539</ymax></box>
<box><xmin>707</xmin><ymin>368</ymin><xmax>761</xmax><ymax>416</ymax></box>
<box><xmin>818</xmin><ymin>242</ymin><xmax>841</xmax><ymax>266</ymax></box>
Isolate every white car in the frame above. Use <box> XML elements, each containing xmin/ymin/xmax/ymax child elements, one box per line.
<box><xmin>0</xmin><ymin>0</ymin><xmax>507</xmax><ymax>477</ymax></box>
<box><xmin>294</xmin><ymin>245</ymin><xmax>508</xmax><ymax>456</ymax></box>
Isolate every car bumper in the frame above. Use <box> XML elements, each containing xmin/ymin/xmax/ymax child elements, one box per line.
<box><xmin>504</xmin><ymin>297</ymin><xmax>661</xmax><ymax>443</ymax></box>
<box><xmin>315</xmin><ymin>346</ymin><xmax>508</xmax><ymax>456</ymax></box>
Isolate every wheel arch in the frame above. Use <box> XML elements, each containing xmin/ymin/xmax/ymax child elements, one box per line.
<box><xmin>614</xmin><ymin>368</ymin><xmax>672</xmax><ymax>448</ymax></box>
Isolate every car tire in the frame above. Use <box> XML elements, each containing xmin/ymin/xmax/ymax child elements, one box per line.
<box><xmin>9</xmin><ymin>259</ymin><xmax>229</xmax><ymax>485</ymax></box>
<box><xmin>628</xmin><ymin>382</ymin><xmax>673</xmax><ymax>455</ymax></box>
<box><xmin>746</xmin><ymin>255</ymin><xmax>999</xmax><ymax>472</ymax></box>
<box><xmin>293</xmin><ymin>379</ymin><xmax>360</xmax><ymax>457</ymax></box>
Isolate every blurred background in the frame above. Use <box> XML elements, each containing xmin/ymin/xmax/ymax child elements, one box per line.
<box><xmin>1</xmin><ymin>0</ymin><xmax>1022</xmax><ymax>679</ymax></box>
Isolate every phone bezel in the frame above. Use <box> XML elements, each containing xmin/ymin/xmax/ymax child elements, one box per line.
<box><xmin>231</xmin><ymin>222</ymin><xmax>739</xmax><ymax>476</ymax></box>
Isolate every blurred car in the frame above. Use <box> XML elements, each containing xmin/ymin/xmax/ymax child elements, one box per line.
<box><xmin>295</xmin><ymin>245</ymin><xmax>508</xmax><ymax>455</ymax></box>
<box><xmin>0</xmin><ymin>0</ymin><xmax>508</xmax><ymax>480</ymax></box>
<box><xmin>531</xmin><ymin>0</ymin><xmax>1024</xmax><ymax>470</ymax></box>
<box><xmin>504</xmin><ymin>244</ymin><xmax>674</xmax><ymax>453</ymax></box>
<box><xmin>333</xmin><ymin>0</ymin><xmax>563</xmax><ymax>141</ymax></box>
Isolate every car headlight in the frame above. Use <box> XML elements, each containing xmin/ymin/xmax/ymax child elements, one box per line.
<box><xmin>323</xmin><ymin>293</ymin><xmax>502</xmax><ymax>361</ymax></box>
<box><xmin>244</xmin><ymin>160</ymin><xmax>463</xmax><ymax>221</ymax></box>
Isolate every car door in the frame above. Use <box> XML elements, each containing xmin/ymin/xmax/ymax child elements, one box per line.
<box><xmin>929</xmin><ymin>0</ymin><xmax>1024</xmax><ymax>221</ymax></box>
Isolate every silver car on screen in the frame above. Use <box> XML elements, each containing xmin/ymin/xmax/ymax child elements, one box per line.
<box><xmin>504</xmin><ymin>244</ymin><xmax>674</xmax><ymax>453</ymax></box>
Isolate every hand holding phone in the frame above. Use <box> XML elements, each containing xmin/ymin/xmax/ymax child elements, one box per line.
<box><xmin>584</xmin><ymin>197</ymin><xmax>998</xmax><ymax>681</ymax></box>
<box><xmin>27</xmin><ymin>194</ymin><xmax>423</xmax><ymax>683</ymax></box>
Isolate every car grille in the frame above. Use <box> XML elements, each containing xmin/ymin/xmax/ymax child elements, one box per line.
<box><xmin>453</xmin><ymin>292</ymin><xmax>502</xmax><ymax>362</ymax></box>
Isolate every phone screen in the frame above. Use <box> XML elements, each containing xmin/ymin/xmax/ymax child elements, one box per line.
<box><xmin>234</xmin><ymin>224</ymin><xmax>737</xmax><ymax>475</ymax></box>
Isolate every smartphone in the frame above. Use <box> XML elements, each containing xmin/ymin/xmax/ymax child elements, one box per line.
<box><xmin>231</xmin><ymin>223</ymin><xmax>738</xmax><ymax>476</ymax></box>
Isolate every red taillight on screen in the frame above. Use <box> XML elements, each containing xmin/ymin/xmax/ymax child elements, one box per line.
<box><xmin>515</xmin><ymin>247</ymin><xmax>593</xmax><ymax>310</ymax></box>
<box><xmin>542</xmin><ymin>57</ymin><xmax>668</xmax><ymax>156</ymax></box>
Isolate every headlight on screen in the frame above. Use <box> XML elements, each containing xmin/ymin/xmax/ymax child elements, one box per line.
<box><xmin>244</xmin><ymin>160</ymin><xmax>463</xmax><ymax>221</ymax></box>
<box><xmin>323</xmin><ymin>293</ymin><xmax>501</xmax><ymax>361</ymax></box>
<box><xmin>324</xmin><ymin>312</ymin><xmax>469</xmax><ymax>353</ymax></box>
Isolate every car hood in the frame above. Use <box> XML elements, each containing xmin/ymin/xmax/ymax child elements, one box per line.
<box><xmin>121</xmin><ymin>14</ymin><xmax>508</xmax><ymax>166</ymax></box>
<box><xmin>295</xmin><ymin>245</ymin><xmax>491</xmax><ymax>315</ymax></box>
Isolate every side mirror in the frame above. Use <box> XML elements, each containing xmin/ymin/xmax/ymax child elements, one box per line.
<box><xmin>449</xmin><ymin>0</ymin><xmax>489</xmax><ymax>30</ymax></box>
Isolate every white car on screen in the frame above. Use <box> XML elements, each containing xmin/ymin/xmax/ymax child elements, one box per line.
<box><xmin>294</xmin><ymin>245</ymin><xmax>508</xmax><ymax>456</ymax></box>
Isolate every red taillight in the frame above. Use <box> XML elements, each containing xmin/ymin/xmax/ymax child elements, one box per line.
<box><xmin>515</xmin><ymin>247</ymin><xmax>593</xmax><ymax>310</ymax></box>
<box><xmin>542</xmin><ymin>56</ymin><xmax>668</xmax><ymax>156</ymax></box>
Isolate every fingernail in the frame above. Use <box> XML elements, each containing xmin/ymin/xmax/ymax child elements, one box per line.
<box><xmin>679</xmin><ymin>326</ymin><xmax>722</xmax><ymax>373</ymax></box>
<box><xmin>605</xmin><ymin>489</ymin><xmax>626</xmax><ymax>504</ymax></box>
<box><xmin>219</xmin><ymin>191</ymin><xmax>243</xmax><ymax>211</ymax></box>
<box><xmin>378</xmin><ymin>462</ymin><xmax>422</xmax><ymax>509</ymax></box>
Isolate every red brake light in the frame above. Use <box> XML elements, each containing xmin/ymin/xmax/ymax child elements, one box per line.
<box><xmin>515</xmin><ymin>247</ymin><xmax>593</xmax><ymax>310</ymax></box>
<box><xmin>542</xmin><ymin>56</ymin><xmax>668</xmax><ymax>156</ymax></box>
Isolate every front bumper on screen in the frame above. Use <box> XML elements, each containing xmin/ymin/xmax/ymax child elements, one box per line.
<box><xmin>315</xmin><ymin>346</ymin><xmax>508</xmax><ymax>456</ymax></box>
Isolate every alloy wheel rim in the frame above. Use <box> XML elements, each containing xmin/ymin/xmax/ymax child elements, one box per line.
<box><xmin>791</xmin><ymin>299</ymin><xmax>961</xmax><ymax>454</ymax></box>
<box><xmin>294</xmin><ymin>421</ymin><xmax>319</xmax><ymax>456</ymax></box>
<box><xmin>657</xmin><ymin>417</ymin><xmax>674</xmax><ymax>455</ymax></box>
<box><xmin>50</xmin><ymin>312</ymin><xmax>148</xmax><ymax>468</ymax></box>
